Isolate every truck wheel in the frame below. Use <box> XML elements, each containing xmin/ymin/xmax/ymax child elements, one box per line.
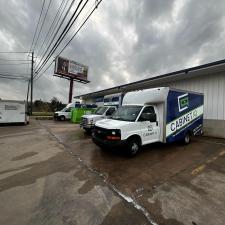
<box><xmin>60</xmin><ymin>115</ymin><xmax>65</xmax><ymax>121</ymax></box>
<box><xmin>84</xmin><ymin>128</ymin><xmax>92</xmax><ymax>134</ymax></box>
<box><xmin>183</xmin><ymin>132</ymin><xmax>190</xmax><ymax>145</ymax></box>
<box><xmin>127</xmin><ymin>138</ymin><xmax>140</xmax><ymax>156</ymax></box>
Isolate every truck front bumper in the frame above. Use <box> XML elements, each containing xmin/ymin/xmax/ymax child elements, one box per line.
<box><xmin>92</xmin><ymin>134</ymin><xmax>127</xmax><ymax>149</ymax></box>
<box><xmin>80</xmin><ymin>123</ymin><xmax>95</xmax><ymax>129</ymax></box>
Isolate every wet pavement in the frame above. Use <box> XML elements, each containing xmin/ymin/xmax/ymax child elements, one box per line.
<box><xmin>0</xmin><ymin>120</ymin><xmax>225</xmax><ymax>225</ymax></box>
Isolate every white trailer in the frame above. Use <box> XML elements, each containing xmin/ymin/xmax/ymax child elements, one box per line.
<box><xmin>0</xmin><ymin>100</ymin><xmax>28</xmax><ymax>124</ymax></box>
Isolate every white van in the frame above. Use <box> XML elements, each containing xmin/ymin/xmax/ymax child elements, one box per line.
<box><xmin>54</xmin><ymin>102</ymin><xmax>97</xmax><ymax>121</ymax></box>
<box><xmin>80</xmin><ymin>106</ymin><xmax>117</xmax><ymax>132</ymax></box>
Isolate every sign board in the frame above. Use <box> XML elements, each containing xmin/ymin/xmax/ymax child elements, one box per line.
<box><xmin>54</xmin><ymin>56</ymin><xmax>88</xmax><ymax>82</ymax></box>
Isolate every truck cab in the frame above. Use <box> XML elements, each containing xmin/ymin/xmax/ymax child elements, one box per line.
<box><xmin>80</xmin><ymin>106</ymin><xmax>117</xmax><ymax>132</ymax></box>
<box><xmin>92</xmin><ymin>105</ymin><xmax>160</xmax><ymax>155</ymax></box>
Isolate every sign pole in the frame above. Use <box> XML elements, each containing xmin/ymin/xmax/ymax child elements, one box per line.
<box><xmin>68</xmin><ymin>78</ymin><xmax>74</xmax><ymax>103</ymax></box>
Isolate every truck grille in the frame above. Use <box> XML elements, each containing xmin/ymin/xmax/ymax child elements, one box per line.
<box><xmin>93</xmin><ymin>126</ymin><xmax>110</xmax><ymax>139</ymax></box>
<box><xmin>80</xmin><ymin>117</ymin><xmax>88</xmax><ymax>126</ymax></box>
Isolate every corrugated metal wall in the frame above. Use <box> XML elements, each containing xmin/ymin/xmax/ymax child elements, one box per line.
<box><xmin>168</xmin><ymin>73</ymin><xmax>225</xmax><ymax>120</ymax></box>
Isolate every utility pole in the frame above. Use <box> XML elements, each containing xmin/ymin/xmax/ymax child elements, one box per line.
<box><xmin>30</xmin><ymin>51</ymin><xmax>34</xmax><ymax>115</ymax></box>
<box><xmin>68</xmin><ymin>78</ymin><xmax>73</xmax><ymax>103</ymax></box>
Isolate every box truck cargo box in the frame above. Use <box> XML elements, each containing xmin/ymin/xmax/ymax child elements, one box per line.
<box><xmin>92</xmin><ymin>87</ymin><xmax>204</xmax><ymax>156</ymax></box>
<box><xmin>0</xmin><ymin>100</ymin><xmax>28</xmax><ymax>124</ymax></box>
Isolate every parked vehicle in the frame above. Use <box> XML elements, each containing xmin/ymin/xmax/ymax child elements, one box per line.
<box><xmin>103</xmin><ymin>93</ymin><xmax>123</xmax><ymax>106</ymax></box>
<box><xmin>80</xmin><ymin>106</ymin><xmax>117</xmax><ymax>132</ymax></box>
<box><xmin>92</xmin><ymin>87</ymin><xmax>204</xmax><ymax>156</ymax></box>
<box><xmin>0</xmin><ymin>100</ymin><xmax>29</xmax><ymax>124</ymax></box>
<box><xmin>54</xmin><ymin>102</ymin><xmax>97</xmax><ymax>121</ymax></box>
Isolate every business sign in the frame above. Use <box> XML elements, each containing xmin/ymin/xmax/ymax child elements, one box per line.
<box><xmin>178</xmin><ymin>93</ymin><xmax>189</xmax><ymax>112</ymax></box>
<box><xmin>54</xmin><ymin>56</ymin><xmax>88</xmax><ymax>81</ymax></box>
<box><xmin>166</xmin><ymin>105</ymin><xmax>204</xmax><ymax>137</ymax></box>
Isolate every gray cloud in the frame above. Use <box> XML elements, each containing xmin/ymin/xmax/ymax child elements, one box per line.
<box><xmin>1</xmin><ymin>0</ymin><xmax>225</xmax><ymax>103</ymax></box>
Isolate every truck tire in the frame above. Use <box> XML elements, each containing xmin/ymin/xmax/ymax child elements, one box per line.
<box><xmin>183</xmin><ymin>132</ymin><xmax>190</xmax><ymax>145</ymax></box>
<box><xmin>127</xmin><ymin>138</ymin><xmax>140</xmax><ymax>156</ymax></box>
<box><xmin>84</xmin><ymin>128</ymin><xmax>92</xmax><ymax>134</ymax></box>
<box><xmin>60</xmin><ymin>115</ymin><xmax>66</xmax><ymax>121</ymax></box>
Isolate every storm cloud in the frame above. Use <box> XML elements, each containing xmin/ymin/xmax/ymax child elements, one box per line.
<box><xmin>0</xmin><ymin>0</ymin><xmax>225</xmax><ymax>102</ymax></box>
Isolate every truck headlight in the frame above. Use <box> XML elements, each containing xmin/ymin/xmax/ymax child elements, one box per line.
<box><xmin>89</xmin><ymin>119</ymin><xmax>94</xmax><ymax>124</ymax></box>
<box><xmin>111</xmin><ymin>129</ymin><xmax>121</xmax><ymax>135</ymax></box>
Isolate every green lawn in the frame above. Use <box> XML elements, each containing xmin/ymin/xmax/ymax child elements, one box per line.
<box><xmin>32</xmin><ymin>112</ymin><xmax>54</xmax><ymax>116</ymax></box>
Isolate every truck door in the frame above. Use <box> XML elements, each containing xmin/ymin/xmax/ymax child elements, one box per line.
<box><xmin>105</xmin><ymin>107</ymin><xmax>116</xmax><ymax>118</ymax></box>
<box><xmin>138</xmin><ymin>106</ymin><xmax>160</xmax><ymax>145</ymax></box>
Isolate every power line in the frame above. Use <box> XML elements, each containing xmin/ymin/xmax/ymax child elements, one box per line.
<box><xmin>0</xmin><ymin>72</ymin><xmax>29</xmax><ymax>76</ymax></box>
<box><xmin>36</xmin><ymin>0</ymin><xmax>67</xmax><ymax>57</ymax></box>
<box><xmin>0</xmin><ymin>62</ymin><xmax>30</xmax><ymax>65</ymax></box>
<box><xmin>0</xmin><ymin>74</ymin><xmax>29</xmax><ymax>80</ymax></box>
<box><xmin>58</xmin><ymin>0</ymin><xmax>103</xmax><ymax>55</ymax></box>
<box><xmin>32</xmin><ymin>0</ymin><xmax>53</xmax><ymax>51</ymax></box>
<box><xmin>0</xmin><ymin>59</ymin><xmax>31</xmax><ymax>61</ymax></box>
<box><xmin>34</xmin><ymin>0</ymin><xmax>77</xmax><ymax>71</ymax></box>
<box><xmin>0</xmin><ymin>51</ymin><xmax>30</xmax><ymax>54</ymax></box>
<box><xmin>29</xmin><ymin>0</ymin><xmax>46</xmax><ymax>52</ymax></box>
<box><xmin>35</xmin><ymin>0</ymin><xmax>103</xmax><ymax>81</ymax></box>
<box><xmin>35</xmin><ymin>0</ymin><xmax>87</xmax><ymax>75</ymax></box>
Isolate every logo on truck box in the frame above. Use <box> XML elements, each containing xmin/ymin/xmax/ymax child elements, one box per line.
<box><xmin>166</xmin><ymin>105</ymin><xmax>203</xmax><ymax>137</ymax></box>
<box><xmin>178</xmin><ymin>93</ymin><xmax>189</xmax><ymax>112</ymax></box>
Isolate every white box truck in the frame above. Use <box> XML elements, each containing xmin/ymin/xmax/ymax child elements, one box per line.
<box><xmin>0</xmin><ymin>100</ymin><xmax>28</xmax><ymax>124</ymax></box>
<box><xmin>92</xmin><ymin>87</ymin><xmax>204</xmax><ymax>156</ymax></box>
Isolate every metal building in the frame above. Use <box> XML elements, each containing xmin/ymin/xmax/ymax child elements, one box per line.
<box><xmin>74</xmin><ymin>59</ymin><xmax>225</xmax><ymax>138</ymax></box>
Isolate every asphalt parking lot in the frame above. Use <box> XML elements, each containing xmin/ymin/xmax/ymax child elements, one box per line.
<box><xmin>0</xmin><ymin>120</ymin><xmax>225</xmax><ymax>225</ymax></box>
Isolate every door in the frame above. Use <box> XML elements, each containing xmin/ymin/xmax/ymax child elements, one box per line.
<box><xmin>105</xmin><ymin>107</ymin><xmax>116</xmax><ymax>118</ymax></box>
<box><xmin>138</xmin><ymin>106</ymin><xmax>160</xmax><ymax>144</ymax></box>
<box><xmin>65</xmin><ymin>107</ymin><xmax>72</xmax><ymax>119</ymax></box>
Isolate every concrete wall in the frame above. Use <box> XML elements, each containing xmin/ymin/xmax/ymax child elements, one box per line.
<box><xmin>204</xmin><ymin>119</ymin><xmax>225</xmax><ymax>138</ymax></box>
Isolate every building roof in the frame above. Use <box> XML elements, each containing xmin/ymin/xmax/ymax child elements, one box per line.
<box><xmin>74</xmin><ymin>58</ymin><xmax>225</xmax><ymax>99</ymax></box>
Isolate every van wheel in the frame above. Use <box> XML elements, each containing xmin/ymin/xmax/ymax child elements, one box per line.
<box><xmin>60</xmin><ymin>115</ymin><xmax>65</xmax><ymax>121</ymax></box>
<box><xmin>127</xmin><ymin>138</ymin><xmax>140</xmax><ymax>156</ymax></box>
<box><xmin>183</xmin><ymin>132</ymin><xmax>190</xmax><ymax>145</ymax></box>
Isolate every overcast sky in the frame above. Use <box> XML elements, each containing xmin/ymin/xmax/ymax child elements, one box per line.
<box><xmin>0</xmin><ymin>0</ymin><xmax>225</xmax><ymax>103</ymax></box>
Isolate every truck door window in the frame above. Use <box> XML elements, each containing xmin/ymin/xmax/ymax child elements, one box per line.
<box><xmin>139</xmin><ymin>106</ymin><xmax>156</xmax><ymax>121</ymax></box>
<box><xmin>106</xmin><ymin>107</ymin><xmax>116</xmax><ymax>116</ymax></box>
<box><xmin>65</xmin><ymin>107</ymin><xmax>71</xmax><ymax>112</ymax></box>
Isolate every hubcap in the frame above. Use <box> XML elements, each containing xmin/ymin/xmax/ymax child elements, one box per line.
<box><xmin>131</xmin><ymin>142</ymin><xmax>138</xmax><ymax>153</ymax></box>
<box><xmin>185</xmin><ymin>134</ymin><xmax>189</xmax><ymax>143</ymax></box>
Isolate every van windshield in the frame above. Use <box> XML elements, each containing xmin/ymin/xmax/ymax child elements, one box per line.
<box><xmin>112</xmin><ymin>106</ymin><xmax>142</xmax><ymax>122</ymax></box>
<box><xmin>94</xmin><ymin>107</ymin><xmax>107</xmax><ymax>115</ymax></box>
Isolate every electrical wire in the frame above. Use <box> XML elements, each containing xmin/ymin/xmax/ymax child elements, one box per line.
<box><xmin>35</xmin><ymin>0</ymin><xmax>103</xmax><ymax>81</ymax></box>
<box><xmin>0</xmin><ymin>59</ymin><xmax>31</xmax><ymax>61</ymax></box>
<box><xmin>0</xmin><ymin>52</ymin><xmax>30</xmax><ymax>54</ymax></box>
<box><xmin>36</xmin><ymin>0</ymin><xmax>67</xmax><ymax>57</ymax></box>
<box><xmin>0</xmin><ymin>62</ymin><xmax>30</xmax><ymax>65</ymax></box>
<box><xmin>29</xmin><ymin>0</ymin><xmax>46</xmax><ymax>52</ymax></box>
<box><xmin>34</xmin><ymin>0</ymin><xmax>77</xmax><ymax>71</ymax></box>
<box><xmin>35</xmin><ymin>0</ymin><xmax>87</xmax><ymax>75</ymax></box>
<box><xmin>32</xmin><ymin>0</ymin><xmax>53</xmax><ymax>51</ymax></box>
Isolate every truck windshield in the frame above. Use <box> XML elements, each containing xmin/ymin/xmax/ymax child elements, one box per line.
<box><xmin>94</xmin><ymin>107</ymin><xmax>107</xmax><ymax>115</ymax></box>
<box><xmin>112</xmin><ymin>106</ymin><xmax>142</xmax><ymax>122</ymax></box>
